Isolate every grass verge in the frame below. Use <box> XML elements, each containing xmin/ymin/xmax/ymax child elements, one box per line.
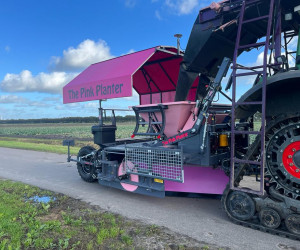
<box><xmin>0</xmin><ymin>179</ymin><xmax>221</xmax><ymax>250</ymax></box>
<box><xmin>0</xmin><ymin>137</ymin><xmax>81</xmax><ymax>155</ymax></box>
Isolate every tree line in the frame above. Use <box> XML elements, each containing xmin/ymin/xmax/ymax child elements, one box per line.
<box><xmin>0</xmin><ymin>115</ymin><xmax>136</xmax><ymax>124</ymax></box>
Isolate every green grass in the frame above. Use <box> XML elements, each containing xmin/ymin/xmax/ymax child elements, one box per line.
<box><xmin>0</xmin><ymin>179</ymin><xmax>134</xmax><ymax>249</ymax></box>
<box><xmin>0</xmin><ymin>138</ymin><xmax>80</xmax><ymax>154</ymax></box>
<box><xmin>0</xmin><ymin>179</ymin><xmax>208</xmax><ymax>249</ymax></box>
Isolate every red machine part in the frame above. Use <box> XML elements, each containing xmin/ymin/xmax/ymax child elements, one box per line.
<box><xmin>282</xmin><ymin>141</ymin><xmax>300</xmax><ymax>179</ymax></box>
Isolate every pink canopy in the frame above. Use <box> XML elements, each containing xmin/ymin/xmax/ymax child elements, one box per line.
<box><xmin>63</xmin><ymin>46</ymin><xmax>198</xmax><ymax>105</ymax></box>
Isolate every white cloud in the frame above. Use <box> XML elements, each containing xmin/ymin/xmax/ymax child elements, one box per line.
<box><xmin>0</xmin><ymin>95</ymin><xmax>27</xmax><ymax>104</ymax></box>
<box><xmin>82</xmin><ymin>102</ymin><xmax>99</xmax><ymax>109</ymax></box>
<box><xmin>42</xmin><ymin>96</ymin><xmax>62</xmax><ymax>102</ymax></box>
<box><xmin>255</xmin><ymin>51</ymin><xmax>273</xmax><ymax>65</ymax></box>
<box><xmin>125</xmin><ymin>0</ymin><xmax>137</xmax><ymax>8</ymax></box>
<box><xmin>1</xmin><ymin>70</ymin><xmax>78</xmax><ymax>94</ymax></box>
<box><xmin>155</xmin><ymin>10</ymin><xmax>162</xmax><ymax>20</ymax></box>
<box><xmin>0</xmin><ymin>38</ymin><xmax>140</xmax><ymax>119</ymax></box>
<box><xmin>27</xmin><ymin>101</ymin><xmax>48</xmax><ymax>107</ymax></box>
<box><xmin>286</xmin><ymin>36</ymin><xmax>298</xmax><ymax>66</ymax></box>
<box><xmin>5</xmin><ymin>46</ymin><xmax>10</xmax><ymax>53</ymax></box>
<box><xmin>252</xmin><ymin>36</ymin><xmax>298</xmax><ymax>69</ymax></box>
<box><xmin>165</xmin><ymin>0</ymin><xmax>200</xmax><ymax>15</ymax></box>
<box><xmin>0</xmin><ymin>94</ymin><xmax>50</xmax><ymax>109</ymax></box>
<box><xmin>50</xmin><ymin>39</ymin><xmax>113</xmax><ymax>71</ymax></box>
<box><xmin>121</xmin><ymin>49</ymin><xmax>135</xmax><ymax>56</ymax></box>
<box><xmin>288</xmin><ymin>36</ymin><xmax>298</xmax><ymax>51</ymax></box>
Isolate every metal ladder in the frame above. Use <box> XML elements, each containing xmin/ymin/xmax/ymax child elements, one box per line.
<box><xmin>230</xmin><ymin>0</ymin><xmax>275</xmax><ymax>195</ymax></box>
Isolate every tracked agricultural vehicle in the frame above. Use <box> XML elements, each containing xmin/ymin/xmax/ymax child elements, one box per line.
<box><xmin>63</xmin><ymin>0</ymin><xmax>300</xmax><ymax>240</ymax></box>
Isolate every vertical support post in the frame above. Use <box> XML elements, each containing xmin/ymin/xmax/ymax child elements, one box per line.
<box><xmin>174</xmin><ymin>34</ymin><xmax>183</xmax><ymax>55</ymax></box>
<box><xmin>274</xmin><ymin>5</ymin><xmax>282</xmax><ymax>65</ymax></box>
<box><xmin>284</xmin><ymin>32</ymin><xmax>289</xmax><ymax>62</ymax></box>
<box><xmin>112</xmin><ymin>110</ymin><xmax>116</xmax><ymax>126</ymax></box>
<box><xmin>67</xmin><ymin>144</ymin><xmax>70</xmax><ymax>162</ymax></box>
<box><xmin>99</xmin><ymin>100</ymin><xmax>103</xmax><ymax>126</ymax></box>
<box><xmin>260</xmin><ymin>0</ymin><xmax>275</xmax><ymax>194</ymax></box>
<box><xmin>297</xmin><ymin>30</ymin><xmax>300</xmax><ymax>70</ymax></box>
<box><xmin>230</xmin><ymin>1</ymin><xmax>246</xmax><ymax>190</ymax></box>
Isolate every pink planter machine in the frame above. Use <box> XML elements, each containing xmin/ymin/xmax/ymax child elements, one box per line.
<box><xmin>63</xmin><ymin>46</ymin><xmax>230</xmax><ymax>197</ymax></box>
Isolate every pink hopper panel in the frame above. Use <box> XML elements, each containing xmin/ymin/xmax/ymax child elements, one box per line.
<box><xmin>136</xmin><ymin>101</ymin><xmax>195</xmax><ymax>138</ymax></box>
<box><xmin>182</xmin><ymin>111</ymin><xmax>197</xmax><ymax>132</ymax></box>
<box><xmin>165</xmin><ymin>166</ymin><xmax>229</xmax><ymax>194</ymax></box>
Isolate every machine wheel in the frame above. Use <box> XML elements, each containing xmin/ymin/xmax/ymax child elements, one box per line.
<box><xmin>285</xmin><ymin>214</ymin><xmax>300</xmax><ymax>235</ymax></box>
<box><xmin>265</xmin><ymin>117</ymin><xmax>300</xmax><ymax>199</ymax></box>
<box><xmin>77</xmin><ymin>146</ymin><xmax>97</xmax><ymax>182</ymax></box>
<box><xmin>259</xmin><ymin>208</ymin><xmax>281</xmax><ymax>229</ymax></box>
<box><xmin>226</xmin><ymin>191</ymin><xmax>256</xmax><ymax>221</ymax></box>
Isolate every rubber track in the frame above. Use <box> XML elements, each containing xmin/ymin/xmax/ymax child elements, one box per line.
<box><xmin>222</xmin><ymin>114</ymin><xmax>300</xmax><ymax>241</ymax></box>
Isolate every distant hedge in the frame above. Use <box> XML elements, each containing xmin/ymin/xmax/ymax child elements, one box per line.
<box><xmin>0</xmin><ymin>115</ymin><xmax>135</xmax><ymax>124</ymax></box>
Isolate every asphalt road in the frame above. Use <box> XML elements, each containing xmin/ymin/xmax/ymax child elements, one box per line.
<box><xmin>0</xmin><ymin>147</ymin><xmax>299</xmax><ymax>250</ymax></box>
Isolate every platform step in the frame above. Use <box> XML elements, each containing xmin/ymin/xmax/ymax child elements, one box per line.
<box><xmin>235</xmin><ymin>71</ymin><xmax>264</xmax><ymax>77</ymax></box>
<box><xmin>234</xmin><ymin>158</ymin><xmax>261</xmax><ymax>166</ymax></box>
<box><xmin>139</xmin><ymin>121</ymin><xmax>162</xmax><ymax>125</ymax></box>
<box><xmin>243</xmin><ymin>15</ymin><xmax>269</xmax><ymax>24</ymax></box>
<box><xmin>233</xmin><ymin>131</ymin><xmax>262</xmax><ymax>135</ymax></box>
<box><xmin>239</xmin><ymin>42</ymin><xmax>266</xmax><ymax>50</ymax></box>
<box><xmin>235</xmin><ymin>101</ymin><xmax>263</xmax><ymax>106</ymax></box>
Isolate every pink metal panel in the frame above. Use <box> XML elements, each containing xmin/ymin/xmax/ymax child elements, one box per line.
<box><xmin>118</xmin><ymin>162</ymin><xmax>138</xmax><ymax>192</ymax></box>
<box><xmin>140</xmin><ymin>88</ymin><xmax>198</xmax><ymax>105</ymax></box>
<box><xmin>63</xmin><ymin>48</ymin><xmax>156</xmax><ymax>104</ymax></box>
<box><xmin>181</xmin><ymin>112</ymin><xmax>197</xmax><ymax>132</ymax></box>
<box><xmin>162</xmin><ymin>91</ymin><xmax>176</xmax><ymax>103</ymax></box>
<box><xmin>165</xmin><ymin>166</ymin><xmax>229</xmax><ymax>194</ymax></box>
<box><xmin>63</xmin><ymin>46</ymin><xmax>199</xmax><ymax>104</ymax></box>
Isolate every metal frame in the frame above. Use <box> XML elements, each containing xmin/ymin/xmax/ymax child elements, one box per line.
<box><xmin>132</xmin><ymin>104</ymin><xmax>167</xmax><ymax>137</ymax></box>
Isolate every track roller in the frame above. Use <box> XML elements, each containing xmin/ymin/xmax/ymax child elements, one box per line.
<box><xmin>226</xmin><ymin>191</ymin><xmax>256</xmax><ymax>221</ymax></box>
<box><xmin>259</xmin><ymin>208</ymin><xmax>281</xmax><ymax>229</ymax></box>
<box><xmin>285</xmin><ymin>214</ymin><xmax>300</xmax><ymax>235</ymax></box>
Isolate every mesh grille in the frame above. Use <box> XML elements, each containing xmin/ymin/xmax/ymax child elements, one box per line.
<box><xmin>125</xmin><ymin>146</ymin><xmax>184</xmax><ymax>182</ymax></box>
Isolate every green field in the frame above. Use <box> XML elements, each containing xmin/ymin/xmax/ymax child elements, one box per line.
<box><xmin>0</xmin><ymin>122</ymin><xmax>135</xmax><ymax>139</ymax></box>
<box><xmin>0</xmin><ymin>122</ymin><xmax>135</xmax><ymax>154</ymax></box>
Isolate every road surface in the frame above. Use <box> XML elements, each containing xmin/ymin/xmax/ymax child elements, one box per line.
<box><xmin>0</xmin><ymin>147</ymin><xmax>299</xmax><ymax>250</ymax></box>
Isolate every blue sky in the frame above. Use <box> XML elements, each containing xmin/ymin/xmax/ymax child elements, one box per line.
<box><xmin>0</xmin><ymin>0</ymin><xmax>296</xmax><ymax>119</ymax></box>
